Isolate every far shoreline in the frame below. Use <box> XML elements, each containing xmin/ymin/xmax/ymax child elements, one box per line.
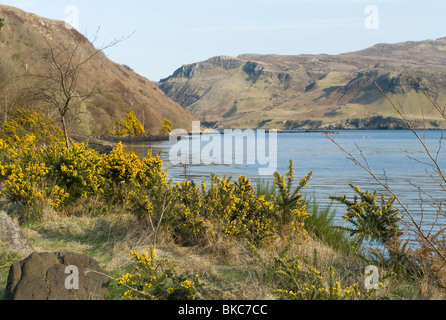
<box><xmin>71</xmin><ymin>133</ymin><xmax>169</xmax><ymax>154</ymax></box>
<box><xmin>72</xmin><ymin>126</ymin><xmax>446</xmax><ymax>155</ymax></box>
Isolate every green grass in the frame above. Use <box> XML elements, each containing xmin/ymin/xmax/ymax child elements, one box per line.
<box><xmin>254</xmin><ymin>177</ymin><xmax>277</xmax><ymax>201</ymax></box>
<box><xmin>222</xmin><ymin>105</ymin><xmax>238</xmax><ymax>119</ymax></box>
<box><xmin>303</xmin><ymin>198</ymin><xmax>355</xmax><ymax>254</ymax></box>
<box><xmin>0</xmin><ymin>250</ymin><xmax>20</xmax><ymax>299</ymax></box>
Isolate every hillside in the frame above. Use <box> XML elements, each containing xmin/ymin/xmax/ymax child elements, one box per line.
<box><xmin>158</xmin><ymin>38</ymin><xmax>446</xmax><ymax>129</ymax></box>
<box><xmin>0</xmin><ymin>5</ymin><xmax>195</xmax><ymax>137</ymax></box>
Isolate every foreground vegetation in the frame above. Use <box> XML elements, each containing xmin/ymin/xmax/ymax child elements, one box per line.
<box><xmin>0</xmin><ymin>109</ymin><xmax>445</xmax><ymax>300</ymax></box>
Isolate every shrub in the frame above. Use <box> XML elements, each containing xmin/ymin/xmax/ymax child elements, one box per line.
<box><xmin>0</xmin><ymin>135</ymin><xmax>41</xmax><ymax>197</ymax></box>
<box><xmin>0</xmin><ymin>128</ymin><xmax>314</xmax><ymax>252</ymax></box>
<box><xmin>161</xmin><ymin>119</ymin><xmax>172</xmax><ymax>134</ymax></box>
<box><xmin>170</xmin><ymin>180</ymin><xmax>211</xmax><ymax>245</ymax></box>
<box><xmin>117</xmin><ymin>248</ymin><xmax>203</xmax><ymax>300</ymax></box>
<box><xmin>0</xmin><ymin>135</ymin><xmax>68</xmax><ymax>220</ymax></box>
<box><xmin>0</xmin><ymin>138</ymin><xmax>19</xmax><ymax>180</ymax></box>
<box><xmin>218</xmin><ymin>175</ymin><xmax>278</xmax><ymax>247</ymax></box>
<box><xmin>329</xmin><ymin>185</ymin><xmax>422</xmax><ymax>278</ymax></box>
<box><xmin>274</xmin><ymin>160</ymin><xmax>312</xmax><ymax>237</ymax></box>
<box><xmin>202</xmin><ymin>174</ymin><xmax>279</xmax><ymax>247</ymax></box>
<box><xmin>42</xmin><ymin>141</ymin><xmax>105</xmax><ymax>206</ymax></box>
<box><xmin>272</xmin><ymin>246</ymin><xmax>378</xmax><ymax>300</ymax></box>
<box><xmin>330</xmin><ymin>184</ymin><xmax>403</xmax><ymax>248</ymax></box>
<box><xmin>115</xmin><ymin>110</ymin><xmax>145</xmax><ymax>136</ymax></box>
<box><xmin>129</xmin><ymin>148</ymin><xmax>177</xmax><ymax>247</ymax></box>
<box><xmin>2</xmin><ymin>157</ymin><xmax>49</xmax><ymax>207</ymax></box>
<box><xmin>1</xmin><ymin>108</ymin><xmax>63</xmax><ymax>148</ymax></box>
<box><xmin>126</xmin><ymin>161</ymin><xmax>313</xmax><ymax>249</ymax></box>
<box><xmin>102</xmin><ymin>142</ymin><xmax>142</xmax><ymax>202</ymax></box>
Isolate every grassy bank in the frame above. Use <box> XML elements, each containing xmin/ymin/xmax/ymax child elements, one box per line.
<box><xmin>0</xmin><ymin>199</ymin><xmax>359</xmax><ymax>300</ymax></box>
<box><xmin>1</xmin><ymin>192</ymin><xmax>444</xmax><ymax>300</ymax></box>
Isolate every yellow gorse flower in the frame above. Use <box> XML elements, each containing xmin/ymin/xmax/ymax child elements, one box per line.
<box><xmin>118</xmin><ymin>248</ymin><xmax>202</xmax><ymax>300</ymax></box>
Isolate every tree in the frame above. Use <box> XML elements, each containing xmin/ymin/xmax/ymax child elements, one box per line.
<box><xmin>0</xmin><ymin>17</ymin><xmax>4</xmax><ymax>31</ymax></box>
<box><xmin>27</xmin><ymin>30</ymin><xmax>126</xmax><ymax>149</ymax></box>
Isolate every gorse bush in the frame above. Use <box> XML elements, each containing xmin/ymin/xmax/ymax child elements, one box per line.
<box><xmin>161</xmin><ymin>119</ymin><xmax>172</xmax><ymax>134</ymax></box>
<box><xmin>114</xmin><ymin>110</ymin><xmax>145</xmax><ymax>136</ymax></box>
<box><xmin>43</xmin><ymin>141</ymin><xmax>105</xmax><ymax>206</ymax></box>
<box><xmin>164</xmin><ymin>167</ymin><xmax>312</xmax><ymax>248</ymax></box>
<box><xmin>128</xmin><ymin>147</ymin><xmax>170</xmax><ymax>222</ymax></box>
<box><xmin>330</xmin><ymin>184</ymin><xmax>403</xmax><ymax>247</ymax></box>
<box><xmin>117</xmin><ymin>248</ymin><xmax>203</xmax><ymax>300</ymax></box>
<box><xmin>273</xmin><ymin>258</ymin><xmax>372</xmax><ymax>300</ymax></box>
<box><xmin>208</xmin><ymin>174</ymin><xmax>279</xmax><ymax>247</ymax></box>
<box><xmin>0</xmin><ymin>134</ymin><xmax>53</xmax><ymax>217</ymax></box>
<box><xmin>270</xmin><ymin>244</ymin><xmax>379</xmax><ymax>300</ymax></box>
<box><xmin>1</xmin><ymin>109</ymin><xmax>63</xmax><ymax>148</ymax></box>
<box><xmin>330</xmin><ymin>185</ymin><xmax>419</xmax><ymax>279</ymax></box>
<box><xmin>170</xmin><ymin>180</ymin><xmax>210</xmax><ymax>245</ymax></box>
<box><xmin>274</xmin><ymin>161</ymin><xmax>312</xmax><ymax>238</ymax></box>
<box><xmin>102</xmin><ymin>141</ymin><xmax>142</xmax><ymax>203</ymax></box>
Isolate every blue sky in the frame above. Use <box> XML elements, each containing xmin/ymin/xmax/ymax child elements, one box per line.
<box><xmin>2</xmin><ymin>0</ymin><xmax>445</xmax><ymax>81</ymax></box>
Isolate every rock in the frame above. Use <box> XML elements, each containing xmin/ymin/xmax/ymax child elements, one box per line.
<box><xmin>4</xmin><ymin>252</ymin><xmax>110</xmax><ymax>300</ymax></box>
<box><xmin>0</xmin><ymin>210</ymin><xmax>34</xmax><ymax>257</ymax></box>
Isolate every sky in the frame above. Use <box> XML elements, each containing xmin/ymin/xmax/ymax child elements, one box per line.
<box><xmin>2</xmin><ymin>0</ymin><xmax>445</xmax><ymax>81</ymax></box>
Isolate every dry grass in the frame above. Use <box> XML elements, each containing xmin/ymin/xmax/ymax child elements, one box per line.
<box><xmin>2</xmin><ymin>201</ymin><xmax>444</xmax><ymax>300</ymax></box>
<box><xmin>7</xmin><ymin>205</ymin><xmax>338</xmax><ymax>300</ymax></box>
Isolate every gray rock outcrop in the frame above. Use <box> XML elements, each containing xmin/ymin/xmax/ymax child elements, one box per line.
<box><xmin>0</xmin><ymin>210</ymin><xmax>34</xmax><ymax>257</ymax></box>
<box><xmin>4</xmin><ymin>252</ymin><xmax>110</xmax><ymax>300</ymax></box>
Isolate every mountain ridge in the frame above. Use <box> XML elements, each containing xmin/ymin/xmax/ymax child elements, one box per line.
<box><xmin>158</xmin><ymin>37</ymin><xmax>446</xmax><ymax>130</ymax></box>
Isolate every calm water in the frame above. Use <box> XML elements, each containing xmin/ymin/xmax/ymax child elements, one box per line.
<box><xmin>124</xmin><ymin>129</ymin><xmax>446</xmax><ymax>234</ymax></box>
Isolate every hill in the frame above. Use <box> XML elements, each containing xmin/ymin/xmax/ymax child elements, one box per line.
<box><xmin>158</xmin><ymin>38</ymin><xmax>446</xmax><ymax>129</ymax></box>
<box><xmin>0</xmin><ymin>5</ymin><xmax>195</xmax><ymax>137</ymax></box>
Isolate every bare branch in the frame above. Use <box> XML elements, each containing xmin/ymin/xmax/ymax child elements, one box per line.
<box><xmin>375</xmin><ymin>82</ymin><xmax>446</xmax><ymax>186</ymax></box>
<box><xmin>24</xmin><ymin>29</ymin><xmax>131</xmax><ymax>148</ymax></box>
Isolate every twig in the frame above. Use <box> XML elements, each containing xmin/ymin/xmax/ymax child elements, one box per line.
<box><xmin>375</xmin><ymin>82</ymin><xmax>446</xmax><ymax>186</ymax></box>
